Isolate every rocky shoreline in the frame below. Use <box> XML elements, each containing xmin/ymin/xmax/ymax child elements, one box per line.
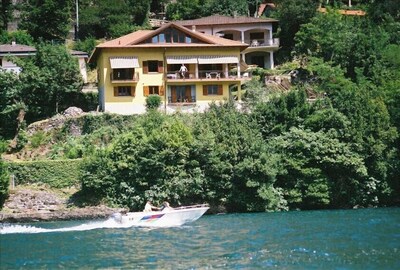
<box><xmin>0</xmin><ymin>187</ymin><xmax>126</xmax><ymax>223</ymax></box>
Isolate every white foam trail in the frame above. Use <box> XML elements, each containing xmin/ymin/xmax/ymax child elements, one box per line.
<box><xmin>0</xmin><ymin>217</ymin><xmax>133</xmax><ymax>234</ymax></box>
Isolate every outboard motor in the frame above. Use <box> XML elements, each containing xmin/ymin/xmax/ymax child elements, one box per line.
<box><xmin>111</xmin><ymin>212</ymin><xmax>122</xmax><ymax>223</ymax></box>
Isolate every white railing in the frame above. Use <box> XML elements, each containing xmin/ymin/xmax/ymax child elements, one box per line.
<box><xmin>245</xmin><ymin>38</ymin><xmax>280</xmax><ymax>47</ymax></box>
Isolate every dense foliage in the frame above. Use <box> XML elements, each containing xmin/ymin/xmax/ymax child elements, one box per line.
<box><xmin>19</xmin><ymin>0</ymin><xmax>72</xmax><ymax>42</ymax></box>
<box><xmin>7</xmin><ymin>159</ymin><xmax>82</xmax><ymax>188</ymax></box>
<box><xmin>0</xmin><ymin>44</ymin><xmax>85</xmax><ymax>140</ymax></box>
<box><xmin>0</xmin><ymin>158</ymin><xmax>9</xmax><ymax>208</ymax></box>
<box><xmin>1</xmin><ymin>1</ymin><xmax>399</xmax><ymax>211</ymax></box>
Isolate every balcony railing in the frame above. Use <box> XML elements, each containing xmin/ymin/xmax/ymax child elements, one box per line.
<box><xmin>166</xmin><ymin>70</ymin><xmax>240</xmax><ymax>80</ymax></box>
<box><xmin>168</xmin><ymin>95</ymin><xmax>197</xmax><ymax>104</ymax></box>
<box><xmin>244</xmin><ymin>38</ymin><xmax>280</xmax><ymax>47</ymax></box>
<box><xmin>110</xmin><ymin>72</ymin><xmax>139</xmax><ymax>83</ymax></box>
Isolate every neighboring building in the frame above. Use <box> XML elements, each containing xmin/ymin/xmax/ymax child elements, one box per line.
<box><xmin>71</xmin><ymin>50</ymin><xmax>89</xmax><ymax>83</ymax></box>
<box><xmin>89</xmin><ymin>22</ymin><xmax>248</xmax><ymax>115</ymax></box>
<box><xmin>176</xmin><ymin>15</ymin><xmax>279</xmax><ymax>69</ymax></box>
<box><xmin>257</xmin><ymin>1</ymin><xmax>276</xmax><ymax>18</ymax></box>
<box><xmin>0</xmin><ymin>42</ymin><xmax>36</xmax><ymax>73</ymax></box>
<box><xmin>0</xmin><ymin>42</ymin><xmax>88</xmax><ymax>83</ymax></box>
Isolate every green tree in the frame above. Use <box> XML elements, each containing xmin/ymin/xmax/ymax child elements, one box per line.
<box><xmin>19</xmin><ymin>0</ymin><xmax>71</xmax><ymax>41</ymax></box>
<box><xmin>79</xmin><ymin>0</ymin><xmax>151</xmax><ymax>39</ymax></box>
<box><xmin>204</xmin><ymin>0</ymin><xmax>249</xmax><ymax>17</ymax></box>
<box><xmin>0</xmin><ymin>71</ymin><xmax>23</xmax><ymax>139</ymax></box>
<box><xmin>166</xmin><ymin>0</ymin><xmax>202</xmax><ymax>20</ymax></box>
<box><xmin>0</xmin><ymin>0</ymin><xmax>13</xmax><ymax>31</ymax></box>
<box><xmin>272</xmin><ymin>0</ymin><xmax>318</xmax><ymax>62</ymax></box>
<box><xmin>192</xmin><ymin>102</ymin><xmax>280</xmax><ymax>211</ymax></box>
<box><xmin>0</xmin><ymin>158</ymin><xmax>8</xmax><ymax>208</ymax></box>
<box><xmin>253</xmin><ymin>89</ymin><xmax>312</xmax><ymax>139</ymax></box>
<box><xmin>128</xmin><ymin>0</ymin><xmax>151</xmax><ymax>26</ymax></box>
<box><xmin>145</xmin><ymin>95</ymin><xmax>162</xmax><ymax>111</ymax></box>
<box><xmin>294</xmin><ymin>10</ymin><xmax>390</xmax><ymax>79</ymax></box>
<box><xmin>0</xmin><ymin>30</ymin><xmax>34</xmax><ymax>46</ymax></box>
<box><xmin>272</xmin><ymin>127</ymin><xmax>369</xmax><ymax>209</ymax></box>
<box><xmin>0</xmin><ymin>44</ymin><xmax>84</xmax><ymax>142</ymax></box>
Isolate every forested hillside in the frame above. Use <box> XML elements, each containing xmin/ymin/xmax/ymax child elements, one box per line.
<box><xmin>1</xmin><ymin>0</ymin><xmax>399</xmax><ymax>212</ymax></box>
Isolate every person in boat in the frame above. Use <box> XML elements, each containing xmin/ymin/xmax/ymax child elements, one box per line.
<box><xmin>144</xmin><ymin>201</ymin><xmax>160</xmax><ymax>212</ymax></box>
<box><xmin>160</xmin><ymin>201</ymin><xmax>173</xmax><ymax>212</ymax></box>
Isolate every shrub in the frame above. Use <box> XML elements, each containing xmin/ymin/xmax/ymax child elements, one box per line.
<box><xmin>30</xmin><ymin>131</ymin><xmax>47</xmax><ymax>148</ymax></box>
<box><xmin>0</xmin><ymin>159</ymin><xmax>9</xmax><ymax>209</ymax></box>
<box><xmin>146</xmin><ymin>95</ymin><xmax>162</xmax><ymax>111</ymax></box>
<box><xmin>7</xmin><ymin>159</ymin><xmax>83</xmax><ymax>188</ymax></box>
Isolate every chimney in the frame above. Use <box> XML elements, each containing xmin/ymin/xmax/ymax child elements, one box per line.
<box><xmin>192</xmin><ymin>25</ymin><xmax>196</xmax><ymax>32</ymax></box>
<box><xmin>11</xmin><ymin>41</ymin><xmax>16</xmax><ymax>46</ymax></box>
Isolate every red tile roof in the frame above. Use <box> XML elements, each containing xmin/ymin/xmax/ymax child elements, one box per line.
<box><xmin>89</xmin><ymin>22</ymin><xmax>248</xmax><ymax>63</ymax></box>
<box><xmin>176</xmin><ymin>15</ymin><xmax>278</xmax><ymax>26</ymax></box>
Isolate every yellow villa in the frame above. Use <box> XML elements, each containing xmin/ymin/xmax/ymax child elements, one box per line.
<box><xmin>89</xmin><ymin>22</ymin><xmax>248</xmax><ymax>114</ymax></box>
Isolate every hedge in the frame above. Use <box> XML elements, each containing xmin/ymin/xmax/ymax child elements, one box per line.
<box><xmin>7</xmin><ymin>159</ymin><xmax>83</xmax><ymax>188</ymax></box>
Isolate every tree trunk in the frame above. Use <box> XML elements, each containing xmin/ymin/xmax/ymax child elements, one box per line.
<box><xmin>8</xmin><ymin>108</ymin><xmax>26</xmax><ymax>151</ymax></box>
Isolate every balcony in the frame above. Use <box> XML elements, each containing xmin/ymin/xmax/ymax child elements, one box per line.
<box><xmin>245</xmin><ymin>38</ymin><xmax>280</xmax><ymax>47</ymax></box>
<box><xmin>110</xmin><ymin>71</ymin><xmax>139</xmax><ymax>83</ymax></box>
<box><xmin>243</xmin><ymin>38</ymin><xmax>280</xmax><ymax>54</ymax></box>
<box><xmin>166</xmin><ymin>70</ymin><xmax>240</xmax><ymax>81</ymax></box>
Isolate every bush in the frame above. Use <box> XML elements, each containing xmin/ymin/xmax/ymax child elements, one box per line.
<box><xmin>30</xmin><ymin>131</ymin><xmax>47</xmax><ymax>148</ymax></box>
<box><xmin>0</xmin><ymin>138</ymin><xmax>8</xmax><ymax>154</ymax></box>
<box><xmin>0</xmin><ymin>159</ymin><xmax>9</xmax><ymax>209</ymax></box>
<box><xmin>146</xmin><ymin>95</ymin><xmax>162</xmax><ymax>111</ymax></box>
<box><xmin>7</xmin><ymin>159</ymin><xmax>83</xmax><ymax>188</ymax></box>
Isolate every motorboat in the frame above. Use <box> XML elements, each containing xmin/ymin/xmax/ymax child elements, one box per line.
<box><xmin>111</xmin><ymin>204</ymin><xmax>209</xmax><ymax>227</ymax></box>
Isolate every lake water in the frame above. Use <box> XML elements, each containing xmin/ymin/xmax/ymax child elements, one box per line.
<box><xmin>1</xmin><ymin>207</ymin><xmax>399</xmax><ymax>269</ymax></box>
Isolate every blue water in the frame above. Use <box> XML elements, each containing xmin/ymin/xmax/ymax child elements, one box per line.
<box><xmin>1</xmin><ymin>208</ymin><xmax>399</xmax><ymax>269</ymax></box>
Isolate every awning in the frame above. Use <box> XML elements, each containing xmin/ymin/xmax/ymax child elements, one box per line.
<box><xmin>110</xmin><ymin>57</ymin><xmax>139</xmax><ymax>68</ymax></box>
<box><xmin>166</xmin><ymin>56</ymin><xmax>198</xmax><ymax>64</ymax></box>
<box><xmin>198</xmin><ymin>55</ymin><xmax>239</xmax><ymax>64</ymax></box>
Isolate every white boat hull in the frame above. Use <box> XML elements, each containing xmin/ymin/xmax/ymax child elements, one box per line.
<box><xmin>113</xmin><ymin>204</ymin><xmax>209</xmax><ymax>227</ymax></box>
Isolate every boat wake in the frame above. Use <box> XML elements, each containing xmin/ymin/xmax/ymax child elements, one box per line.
<box><xmin>0</xmin><ymin>217</ymin><xmax>132</xmax><ymax>234</ymax></box>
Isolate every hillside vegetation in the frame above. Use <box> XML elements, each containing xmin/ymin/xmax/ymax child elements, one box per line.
<box><xmin>1</xmin><ymin>0</ymin><xmax>399</xmax><ymax>212</ymax></box>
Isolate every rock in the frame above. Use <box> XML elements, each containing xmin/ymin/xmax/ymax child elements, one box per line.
<box><xmin>63</xmin><ymin>107</ymin><xmax>84</xmax><ymax>117</ymax></box>
<box><xmin>0</xmin><ymin>188</ymin><xmax>127</xmax><ymax>223</ymax></box>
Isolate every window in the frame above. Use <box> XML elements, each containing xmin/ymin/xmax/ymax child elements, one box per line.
<box><xmin>143</xmin><ymin>27</ymin><xmax>204</xmax><ymax>44</ymax></box>
<box><xmin>203</xmin><ymin>85</ymin><xmax>223</xmax><ymax>96</ymax></box>
<box><xmin>208</xmin><ymin>85</ymin><xmax>218</xmax><ymax>95</ymax></box>
<box><xmin>144</xmin><ymin>86</ymin><xmax>164</xmax><ymax>96</ymax></box>
<box><xmin>112</xmin><ymin>68</ymin><xmax>134</xmax><ymax>80</ymax></box>
<box><xmin>149</xmin><ymin>86</ymin><xmax>159</xmax><ymax>95</ymax></box>
<box><xmin>159</xmin><ymin>33</ymin><xmax>165</xmax><ymax>43</ymax></box>
<box><xmin>148</xmin><ymin>61</ymin><xmax>158</xmax><ymax>72</ymax></box>
<box><xmin>143</xmin><ymin>61</ymin><xmax>163</xmax><ymax>73</ymax></box>
<box><xmin>114</xmin><ymin>86</ymin><xmax>135</xmax><ymax>97</ymax></box>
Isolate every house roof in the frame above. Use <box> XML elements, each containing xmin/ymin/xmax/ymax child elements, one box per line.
<box><xmin>258</xmin><ymin>3</ymin><xmax>276</xmax><ymax>17</ymax></box>
<box><xmin>318</xmin><ymin>7</ymin><xmax>366</xmax><ymax>16</ymax></box>
<box><xmin>89</xmin><ymin>22</ymin><xmax>248</xmax><ymax>63</ymax></box>
<box><xmin>71</xmin><ymin>50</ymin><xmax>89</xmax><ymax>58</ymax></box>
<box><xmin>0</xmin><ymin>43</ymin><xmax>36</xmax><ymax>56</ymax></box>
<box><xmin>176</xmin><ymin>15</ymin><xmax>278</xmax><ymax>26</ymax></box>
